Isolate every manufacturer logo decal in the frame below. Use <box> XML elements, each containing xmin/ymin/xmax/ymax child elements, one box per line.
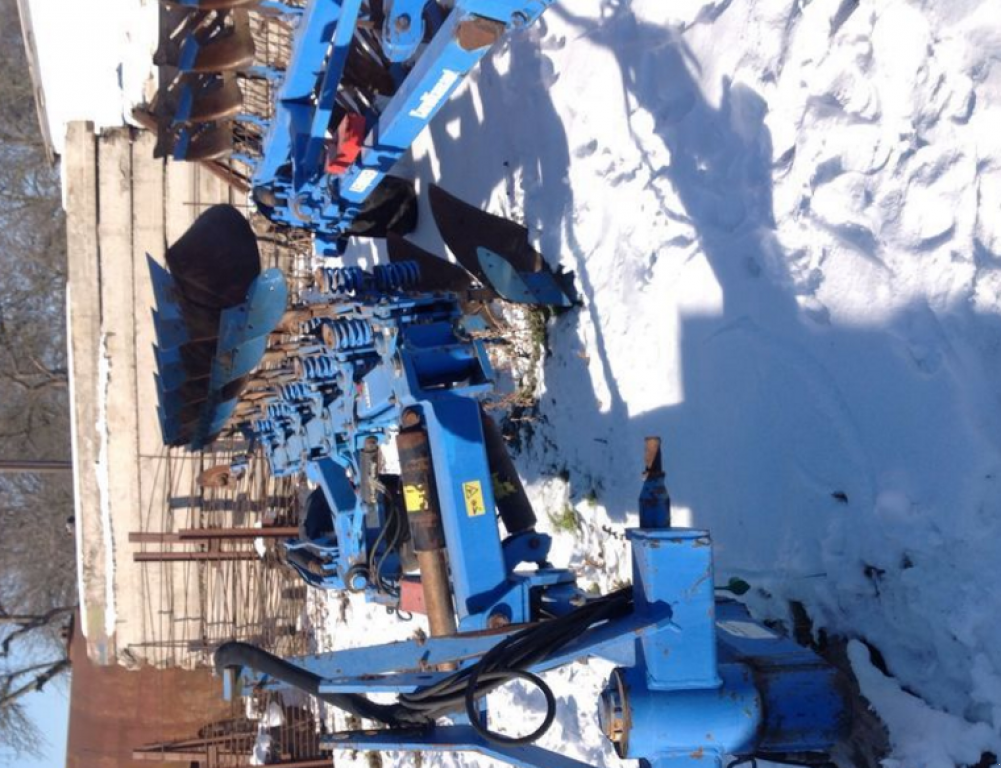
<box><xmin>409</xmin><ymin>69</ymin><xmax>460</xmax><ymax>119</ymax></box>
<box><xmin>349</xmin><ymin>169</ymin><xmax>379</xmax><ymax>194</ymax></box>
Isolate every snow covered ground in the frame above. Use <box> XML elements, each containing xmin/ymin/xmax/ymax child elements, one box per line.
<box><xmin>329</xmin><ymin>1</ymin><xmax>1001</xmax><ymax>766</ymax></box>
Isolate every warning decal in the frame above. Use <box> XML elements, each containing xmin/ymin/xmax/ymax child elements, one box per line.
<box><xmin>462</xmin><ymin>480</ymin><xmax>487</xmax><ymax>517</ymax></box>
<box><xmin>403</xmin><ymin>483</ymin><xmax>427</xmax><ymax>514</ymax></box>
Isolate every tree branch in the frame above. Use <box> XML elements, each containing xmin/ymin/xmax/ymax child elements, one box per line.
<box><xmin>0</xmin><ymin>658</ymin><xmax>70</xmax><ymax>709</ymax></box>
<box><xmin>0</xmin><ymin>605</ymin><xmax>75</xmax><ymax>656</ymax></box>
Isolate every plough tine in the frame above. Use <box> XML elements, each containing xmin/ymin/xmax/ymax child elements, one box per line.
<box><xmin>165</xmin><ymin>204</ymin><xmax>262</xmax><ymax>310</ymax></box>
<box><xmin>476</xmin><ymin>247</ymin><xmax>573</xmax><ymax>308</ymax></box>
<box><xmin>174</xmin><ymin>74</ymin><xmax>244</xmax><ymax>124</ymax></box>
<box><xmin>199</xmin><ymin>399</ymin><xmax>240</xmax><ymax>443</ymax></box>
<box><xmin>215</xmin><ymin>269</ymin><xmax>288</xmax><ymax>361</ymax></box>
<box><xmin>155</xmin><ymin>342</ymin><xmax>214</xmax><ymax>391</ymax></box>
<box><xmin>148</xmin><ymin>257</ymin><xmax>195</xmax><ymax>350</ymax></box>
<box><xmin>428</xmin><ymin>184</ymin><xmax>542</xmax><ymax>281</ymax></box>
<box><xmin>156</xmin><ymin>376</ymin><xmax>206</xmax><ymax>419</ymax></box>
<box><xmin>179</xmin><ymin>339</ymin><xmax>219</xmax><ymax>380</ymax></box>
<box><xmin>157</xmin><ymin>9</ymin><xmax>256</xmax><ymax>73</ymax></box>
<box><xmin>157</xmin><ymin>403</ymin><xmax>187</xmax><ymax>447</ymax></box>
<box><xmin>154</xmin><ymin>375</ymin><xmax>211</xmax><ymax>446</ymax></box>
<box><xmin>174</xmin><ymin>121</ymin><xmax>234</xmax><ymax>162</ymax></box>
<box><xmin>147</xmin><ymin>256</ymin><xmax>184</xmax><ymax>319</ymax></box>
<box><xmin>190</xmin><ymin>26</ymin><xmax>256</xmax><ymax>73</ymax></box>
<box><xmin>152</xmin><ymin>128</ymin><xmax>175</xmax><ymax>161</ymax></box>
<box><xmin>429</xmin><ymin>184</ymin><xmax>577</xmax><ymax>307</ymax></box>
<box><xmin>152</xmin><ymin>308</ymin><xmax>191</xmax><ymax>350</ymax></box>
<box><xmin>153</xmin><ymin>347</ymin><xmax>191</xmax><ymax>393</ymax></box>
<box><xmin>154</xmin><ymin>8</ymin><xmax>212</xmax><ymax>67</ymax></box>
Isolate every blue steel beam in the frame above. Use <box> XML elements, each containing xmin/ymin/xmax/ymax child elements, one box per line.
<box><xmin>253</xmin><ymin>0</ymin><xmax>346</xmax><ymax>197</ymax></box>
<box><xmin>323</xmin><ymin>726</ymin><xmax>598</xmax><ymax>768</ymax></box>
<box><xmin>416</xmin><ymin>398</ymin><xmax>526</xmax><ymax>630</ymax></box>
<box><xmin>333</xmin><ymin>10</ymin><xmax>506</xmax><ymax>209</ymax></box>
<box><xmin>294</xmin><ymin>0</ymin><xmax>364</xmax><ymax>195</ymax></box>
<box><xmin>314</xmin><ymin>609</ymin><xmax>671</xmax><ymax>693</ymax></box>
<box><xmin>225</xmin><ymin>605</ymin><xmax>669</xmax><ymax>699</ymax></box>
<box><xmin>250</xmin><ymin>0</ymin><xmax>557</xmax><ymax>238</ymax></box>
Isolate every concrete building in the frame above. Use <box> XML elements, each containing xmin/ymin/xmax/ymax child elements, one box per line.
<box><xmin>64</xmin><ymin>122</ymin><xmax>305</xmax><ymax>669</ymax></box>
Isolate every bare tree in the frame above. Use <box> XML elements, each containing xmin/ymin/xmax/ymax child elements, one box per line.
<box><xmin>0</xmin><ymin>691</ymin><xmax>45</xmax><ymax>758</ymax></box>
<box><xmin>0</xmin><ymin>477</ymin><xmax>76</xmax><ymax>761</ymax></box>
<box><xmin>0</xmin><ymin>577</ymin><xmax>74</xmax><ymax>761</ymax></box>
<box><xmin>0</xmin><ymin>604</ymin><xmax>72</xmax><ymax>715</ymax></box>
<box><xmin>0</xmin><ymin>0</ymin><xmax>68</xmax><ymax>459</ymax></box>
<box><xmin>0</xmin><ymin>652</ymin><xmax>71</xmax><ymax>759</ymax></box>
<box><xmin>0</xmin><ymin>0</ymin><xmax>76</xmax><ymax>759</ymax></box>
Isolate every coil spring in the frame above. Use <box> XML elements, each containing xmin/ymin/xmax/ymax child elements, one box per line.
<box><xmin>299</xmin><ymin>354</ymin><xmax>341</xmax><ymax>381</ymax></box>
<box><xmin>280</xmin><ymin>382</ymin><xmax>312</xmax><ymax>402</ymax></box>
<box><xmin>299</xmin><ymin>316</ymin><xmax>327</xmax><ymax>337</ymax></box>
<box><xmin>323</xmin><ymin>318</ymin><xmax>374</xmax><ymax>351</ymax></box>
<box><xmin>318</xmin><ymin>266</ymin><xmax>366</xmax><ymax>295</ymax></box>
<box><xmin>374</xmin><ymin>261</ymin><xmax>420</xmax><ymax>292</ymax></box>
<box><xmin>253</xmin><ymin>419</ymin><xmax>276</xmax><ymax>438</ymax></box>
<box><xmin>266</xmin><ymin>402</ymin><xmax>296</xmax><ymax>421</ymax></box>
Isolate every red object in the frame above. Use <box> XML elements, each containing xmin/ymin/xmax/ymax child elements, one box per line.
<box><xmin>400</xmin><ymin>575</ymin><xmax>427</xmax><ymax>615</ymax></box>
<box><xmin>326</xmin><ymin>112</ymin><xmax>367</xmax><ymax>175</ymax></box>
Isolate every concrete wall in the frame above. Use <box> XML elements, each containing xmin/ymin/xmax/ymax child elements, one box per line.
<box><xmin>66</xmin><ymin>122</ymin><xmax>235</xmax><ymax>666</ymax></box>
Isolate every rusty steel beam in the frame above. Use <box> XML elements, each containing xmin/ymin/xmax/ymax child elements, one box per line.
<box><xmin>129</xmin><ymin>532</ymin><xmax>184</xmax><ymax>544</ymax></box>
<box><xmin>129</xmin><ymin>527</ymin><xmax>296</xmax><ymax>544</ymax></box>
<box><xmin>177</xmin><ymin>526</ymin><xmax>298</xmax><ymax>540</ymax></box>
<box><xmin>133</xmin><ymin>551</ymin><xmax>260</xmax><ymax>563</ymax></box>
<box><xmin>396</xmin><ymin>411</ymin><xmax>458</xmax><ymax>649</ymax></box>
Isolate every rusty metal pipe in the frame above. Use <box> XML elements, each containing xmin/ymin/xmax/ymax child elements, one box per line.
<box><xmin>639</xmin><ymin>436</ymin><xmax>671</xmax><ymax>529</ymax></box>
<box><xmin>133</xmin><ymin>551</ymin><xmax>259</xmax><ymax>562</ymax></box>
<box><xmin>415</xmin><ymin>550</ymin><xmax>456</xmax><ymax>639</ymax></box>
<box><xmin>396</xmin><ymin>413</ymin><xmax>457</xmax><ymax>642</ymax></box>
<box><xmin>644</xmin><ymin>436</ymin><xmax>664</xmax><ymax>478</ymax></box>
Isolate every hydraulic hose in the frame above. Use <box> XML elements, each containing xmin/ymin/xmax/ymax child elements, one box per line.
<box><xmin>214</xmin><ymin>641</ymin><xmax>400</xmax><ymax>725</ymax></box>
<box><xmin>216</xmin><ymin>588</ymin><xmax>636</xmax><ymax>744</ymax></box>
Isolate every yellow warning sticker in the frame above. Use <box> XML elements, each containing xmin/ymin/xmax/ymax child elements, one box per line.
<box><xmin>403</xmin><ymin>483</ymin><xmax>427</xmax><ymax>514</ymax></box>
<box><xmin>462</xmin><ymin>480</ymin><xmax>487</xmax><ymax>517</ymax></box>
